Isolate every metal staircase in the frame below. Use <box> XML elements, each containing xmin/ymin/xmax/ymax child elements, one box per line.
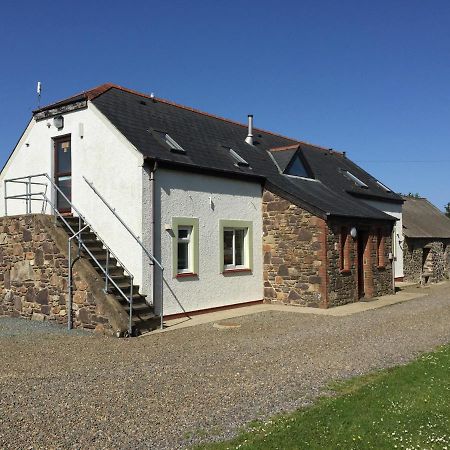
<box><xmin>4</xmin><ymin>173</ymin><xmax>163</xmax><ymax>336</ymax></box>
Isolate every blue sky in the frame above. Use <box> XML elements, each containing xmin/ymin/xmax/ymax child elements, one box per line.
<box><xmin>1</xmin><ymin>0</ymin><xmax>449</xmax><ymax>209</ymax></box>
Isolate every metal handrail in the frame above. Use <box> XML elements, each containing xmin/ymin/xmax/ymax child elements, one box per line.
<box><xmin>4</xmin><ymin>174</ymin><xmax>136</xmax><ymax>335</ymax></box>
<box><xmin>83</xmin><ymin>176</ymin><xmax>165</xmax><ymax>329</ymax></box>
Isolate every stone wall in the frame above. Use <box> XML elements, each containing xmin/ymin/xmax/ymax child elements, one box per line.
<box><xmin>262</xmin><ymin>191</ymin><xmax>327</xmax><ymax>307</ymax></box>
<box><xmin>262</xmin><ymin>190</ymin><xmax>394</xmax><ymax>308</ymax></box>
<box><xmin>327</xmin><ymin>221</ymin><xmax>393</xmax><ymax>306</ymax></box>
<box><xmin>0</xmin><ymin>214</ymin><xmax>127</xmax><ymax>334</ymax></box>
<box><xmin>403</xmin><ymin>238</ymin><xmax>450</xmax><ymax>283</ymax></box>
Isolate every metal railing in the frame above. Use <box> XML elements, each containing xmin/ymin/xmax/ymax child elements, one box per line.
<box><xmin>4</xmin><ymin>173</ymin><xmax>136</xmax><ymax>336</ymax></box>
<box><xmin>83</xmin><ymin>176</ymin><xmax>165</xmax><ymax>330</ymax></box>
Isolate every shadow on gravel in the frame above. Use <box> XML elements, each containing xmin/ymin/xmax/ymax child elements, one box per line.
<box><xmin>0</xmin><ymin>317</ymin><xmax>92</xmax><ymax>338</ymax></box>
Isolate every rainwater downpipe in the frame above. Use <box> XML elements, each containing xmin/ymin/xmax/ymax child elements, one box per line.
<box><xmin>149</xmin><ymin>161</ymin><xmax>161</xmax><ymax>324</ymax></box>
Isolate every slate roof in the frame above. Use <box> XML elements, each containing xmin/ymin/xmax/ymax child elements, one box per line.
<box><xmin>402</xmin><ymin>197</ymin><xmax>450</xmax><ymax>239</ymax></box>
<box><xmin>32</xmin><ymin>83</ymin><xmax>399</xmax><ymax>221</ymax></box>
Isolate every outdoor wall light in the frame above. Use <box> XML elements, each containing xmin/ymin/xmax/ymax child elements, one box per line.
<box><xmin>53</xmin><ymin>115</ymin><xmax>64</xmax><ymax>129</ymax></box>
<box><xmin>350</xmin><ymin>227</ymin><xmax>358</xmax><ymax>239</ymax></box>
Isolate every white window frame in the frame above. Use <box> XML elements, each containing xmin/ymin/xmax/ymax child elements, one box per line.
<box><xmin>177</xmin><ymin>226</ymin><xmax>193</xmax><ymax>274</ymax></box>
<box><xmin>376</xmin><ymin>180</ymin><xmax>392</xmax><ymax>192</ymax></box>
<box><xmin>219</xmin><ymin>220</ymin><xmax>253</xmax><ymax>273</ymax></box>
<box><xmin>229</xmin><ymin>148</ymin><xmax>249</xmax><ymax>167</ymax></box>
<box><xmin>172</xmin><ymin>217</ymin><xmax>199</xmax><ymax>278</ymax></box>
<box><xmin>223</xmin><ymin>227</ymin><xmax>247</xmax><ymax>270</ymax></box>
<box><xmin>343</xmin><ymin>170</ymin><xmax>368</xmax><ymax>188</ymax></box>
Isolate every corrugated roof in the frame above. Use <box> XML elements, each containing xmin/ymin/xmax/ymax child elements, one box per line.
<box><xmin>402</xmin><ymin>197</ymin><xmax>450</xmax><ymax>239</ymax></box>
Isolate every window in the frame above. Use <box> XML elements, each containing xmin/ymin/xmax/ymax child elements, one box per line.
<box><xmin>340</xmin><ymin>227</ymin><xmax>350</xmax><ymax>271</ymax></box>
<box><xmin>153</xmin><ymin>130</ymin><xmax>186</xmax><ymax>153</ymax></box>
<box><xmin>172</xmin><ymin>218</ymin><xmax>199</xmax><ymax>277</ymax></box>
<box><xmin>377</xmin><ymin>229</ymin><xmax>385</xmax><ymax>267</ymax></box>
<box><xmin>224</xmin><ymin>228</ymin><xmax>246</xmax><ymax>268</ymax></box>
<box><xmin>177</xmin><ymin>226</ymin><xmax>192</xmax><ymax>273</ymax></box>
<box><xmin>342</xmin><ymin>170</ymin><xmax>368</xmax><ymax>189</ymax></box>
<box><xmin>229</xmin><ymin>148</ymin><xmax>249</xmax><ymax>167</ymax></box>
<box><xmin>219</xmin><ymin>220</ymin><xmax>253</xmax><ymax>272</ymax></box>
<box><xmin>285</xmin><ymin>155</ymin><xmax>310</xmax><ymax>178</ymax></box>
<box><xmin>376</xmin><ymin>180</ymin><xmax>392</xmax><ymax>192</ymax></box>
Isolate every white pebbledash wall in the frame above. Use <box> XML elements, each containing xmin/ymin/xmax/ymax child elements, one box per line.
<box><xmin>154</xmin><ymin>169</ymin><xmax>263</xmax><ymax>316</ymax></box>
<box><xmin>361</xmin><ymin>199</ymin><xmax>404</xmax><ymax>279</ymax></box>
<box><xmin>0</xmin><ymin>104</ymin><xmax>147</xmax><ymax>290</ymax></box>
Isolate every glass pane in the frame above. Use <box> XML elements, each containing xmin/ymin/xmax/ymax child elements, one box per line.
<box><xmin>56</xmin><ymin>140</ymin><xmax>71</xmax><ymax>173</ymax></box>
<box><xmin>224</xmin><ymin>230</ymin><xmax>234</xmax><ymax>266</ymax></box>
<box><xmin>287</xmin><ymin>156</ymin><xmax>309</xmax><ymax>178</ymax></box>
<box><xmin>178</xmin><ymin>242</ymin><xmax>189</xmax><ymax>271</ymax></box>
<box><xmin>57</xmin><ymin>176</ymin><xmax>71</xmax><ymax>211</ymax></box>
<box><xmin>178</xmin><ymin>228</ymin><xmax>189</xmax><ymax>240</ymax></box>
<box><xmin>235</xmin><ymin>229</ymin><xmax>245</xmax><ymax>266</ymax></box>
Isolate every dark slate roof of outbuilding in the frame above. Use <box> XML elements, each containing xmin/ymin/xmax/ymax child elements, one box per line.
<box><xmin>402</xmin><ymin>197</ymin><xmax>450</xmax><ymax>239</ymax></box>
<box><xmin>33</xmin><ymin>83</ymin><xmax>398</xmax><ymax>221</ymax></box>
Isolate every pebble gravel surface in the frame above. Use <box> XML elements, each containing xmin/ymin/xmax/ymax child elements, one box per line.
<box><xmin>0</xmin><ymin>283</ymin><xmax>449</xmax><ymax>449</ymax></box>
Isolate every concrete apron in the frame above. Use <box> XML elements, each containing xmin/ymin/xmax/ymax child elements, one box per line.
<box><xmin>140</xmin><ymin>289</ymin><xmax>429</xmax><ymax>337</ymax></box>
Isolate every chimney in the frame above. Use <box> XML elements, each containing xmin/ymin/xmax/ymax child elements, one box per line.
<box><xmin>245</xmin><ymin>114</ymin><xmax>254</xmax><ymax>145</ymax></box>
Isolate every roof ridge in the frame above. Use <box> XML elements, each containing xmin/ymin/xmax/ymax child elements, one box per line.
<box><xmin>34</xmin><ymin>82</ymin><xmax>344</xmax><ymax>153</ymax></box>
<box><xmin>89</xmin><ymin>84</ymin><xmax>339</xmax><ymax>151</ymax></box>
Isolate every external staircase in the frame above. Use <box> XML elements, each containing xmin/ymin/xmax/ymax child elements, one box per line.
<box><xmin>4</xmin><ymin>173</ymin><xmax>164</xmax><ymax>337</ymax></box>
<box><xmin>58</xmin><ymin>217</ymin><xmax>158</xmax><ymax>335</ymax></box>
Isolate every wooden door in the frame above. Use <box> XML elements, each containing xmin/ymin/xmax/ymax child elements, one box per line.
<box><xmin>54</xmin><ymin>136</ymin><xmax>72</xmax><ymax>213</ymax></box>
<box><xmin>357</xmin><ymin>232</ymin><xmax>368</xmax><ymax>299</ymax></box>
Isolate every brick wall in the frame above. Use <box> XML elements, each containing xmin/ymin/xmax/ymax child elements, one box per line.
<box><xmin>0</xmin><ymin>214</ymin><xmax>122</xmax><ymax>333</ymax></box>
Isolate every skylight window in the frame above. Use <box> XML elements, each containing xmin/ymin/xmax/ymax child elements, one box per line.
<box><xmin>285</xmin><ymin>156</ymin><xmax>310</xmax><ymax>178</ymax></box>
<box><xmin>153</xmin><ymin>130</ymin><xmax>186</xmax><ymax>153</ymax></box>
<box><xmin>229</xmin><ymin>148</ymin><xmax>249</xmax><ymax>167</ymax></box>
<box><xmin>343</xmin><ymin>170</ymin><xmax>368</xmax><ymax>188</ymax></box>
<box><xmin>376</xmin><ymin>180</ymin><xmax>392</xmax><ymax>192</ymax></box>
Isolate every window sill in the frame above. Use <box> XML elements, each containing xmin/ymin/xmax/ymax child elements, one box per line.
<box><xmin>223</xmin><ymin>268</ymin><xmax>252</xmax><ymax>275</ymax></box>
<box><xmin>339</xmin><ymin>269</ymin><xmax>352</xmax><ymax>275</ymax></box>
<box><xmin>176</xmin><ymin>272</ymin><xmax>198</xmax><ymax>279</ymax></box>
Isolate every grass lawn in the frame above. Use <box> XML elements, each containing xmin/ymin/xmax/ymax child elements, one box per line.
<box><xmin>197</xmin><ymin>345</ymin><xmax>450</xmax><ymax>449</ymax></box>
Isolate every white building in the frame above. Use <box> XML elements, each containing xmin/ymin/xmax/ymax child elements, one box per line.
<box><xmin>0</xmin><ymin>83</ymin><xmax>405</xmax><ymax>334</ymax></box>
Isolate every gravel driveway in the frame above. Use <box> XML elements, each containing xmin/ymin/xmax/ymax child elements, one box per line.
<box><xmin>1</xmin><ymin>283</ymin><xmax>449</xmax><ymax>449</ymax></box>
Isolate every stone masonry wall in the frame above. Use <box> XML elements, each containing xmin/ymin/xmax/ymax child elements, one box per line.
<box><xmin>327</xmin><ymin>220</ymin><xmax>393</xmax><ymax>305</ymax></box>
<box><xmin>0</xmin><ymin>214</ymin><xmax>113</xmax><ymax>332</ymax></box>
<box><xmin>262</xmin><ymin>189</ymin><xmax>394</xmax><ymax>309</ymax></box>
<box><xmin>262</xmin><ymin>191</ymin><xmax>327</xmax><ymax>307</ymax></box>
<box><xmin>403</xmin><ymin>238</ymin><xmax>449</xmax><ymax>283</ymax></box>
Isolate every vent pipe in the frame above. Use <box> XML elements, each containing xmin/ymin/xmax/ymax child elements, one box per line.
<box><xmin>245</xmin><ymin>114</ymin><xmax>254</xmax><ymax>145</ymax></box>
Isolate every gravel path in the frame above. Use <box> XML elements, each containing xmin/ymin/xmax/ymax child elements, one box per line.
<box><xmin>1</xmin><ymin>283</ymin><xmax>449</xmax><ymax>449</ymax></box>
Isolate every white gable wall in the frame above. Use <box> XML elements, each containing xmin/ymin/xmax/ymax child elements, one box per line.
<box><xmin>361</xmin><ymin>199</ymin><xmax>404</xmax><ymax>279</ymax></box>
<box><xmin>0</xmin><ymin>105</ymin><xmax>147</xmax><ymax>290</ymax></box>
<box><xmin>154</xmin><ymin>168</ymin><xmax>263</xmax><ymax>316</ymax></box>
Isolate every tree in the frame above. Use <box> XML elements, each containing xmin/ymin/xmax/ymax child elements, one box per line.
<box><xmin>445</xmin><ymin>203</ymin><xmax>450</xmax><ymax>218</ymax></box>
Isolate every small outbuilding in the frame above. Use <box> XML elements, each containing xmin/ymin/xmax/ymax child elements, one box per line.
<box><xmin>402</xmin><ymin>196</ymin><xmax>450</xmax><ymax>284</ymax></box>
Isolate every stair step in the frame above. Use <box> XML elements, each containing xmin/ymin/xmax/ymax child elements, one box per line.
<box><xmin>124</xmin><ymin>302</ymin><xmax>153</xmax><ymax>313</ymax></box>
<box><xmin>132</xmin><ymin>311</ymin><xmax>157</xmax><ymax>322</ymax></box>
<box><xmin>114</xmin><ymin>292</ymin><xmax>147</xmax><ymax>303</ymax></box>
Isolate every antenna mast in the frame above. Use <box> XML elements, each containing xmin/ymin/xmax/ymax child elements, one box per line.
<box><xmin>37</xmin><ymin>81</ymin><xmax>42</xmax><ymax>108</ymax></box>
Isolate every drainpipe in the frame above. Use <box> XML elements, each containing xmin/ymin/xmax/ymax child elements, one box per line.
<box><xmin>150</xmin><ymin>161</ymin><xmax>157</xmax><ymax>310</ymax></box>
<box><xmin>390</xmin><ymin>226</ymin><xmax>396</xmax><ymax>294</ymax></box>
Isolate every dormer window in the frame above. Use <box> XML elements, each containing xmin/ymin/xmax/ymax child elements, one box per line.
<box><xmin>229</xmin><ymin>148</ymin><xmax>249</xmax><ymax>167</ymax></box>
<box><xmin>285</xmin><ymin>155</ymin><xmax>311</xmax><ymax>178</ymax></box>
<box><xmin>152</xmin><ymin>130</ymin><xmax>186</xmax><ymax>154</ymax></box>
<box><xmin>342</xmin><ymin>170</ymin><xmax>368</xmax><ymax>188</ymax></box>
<box><xmin>376</xmin><ymin>180</ymin><xmax>392</xmax><ymax>192</ymax></box>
